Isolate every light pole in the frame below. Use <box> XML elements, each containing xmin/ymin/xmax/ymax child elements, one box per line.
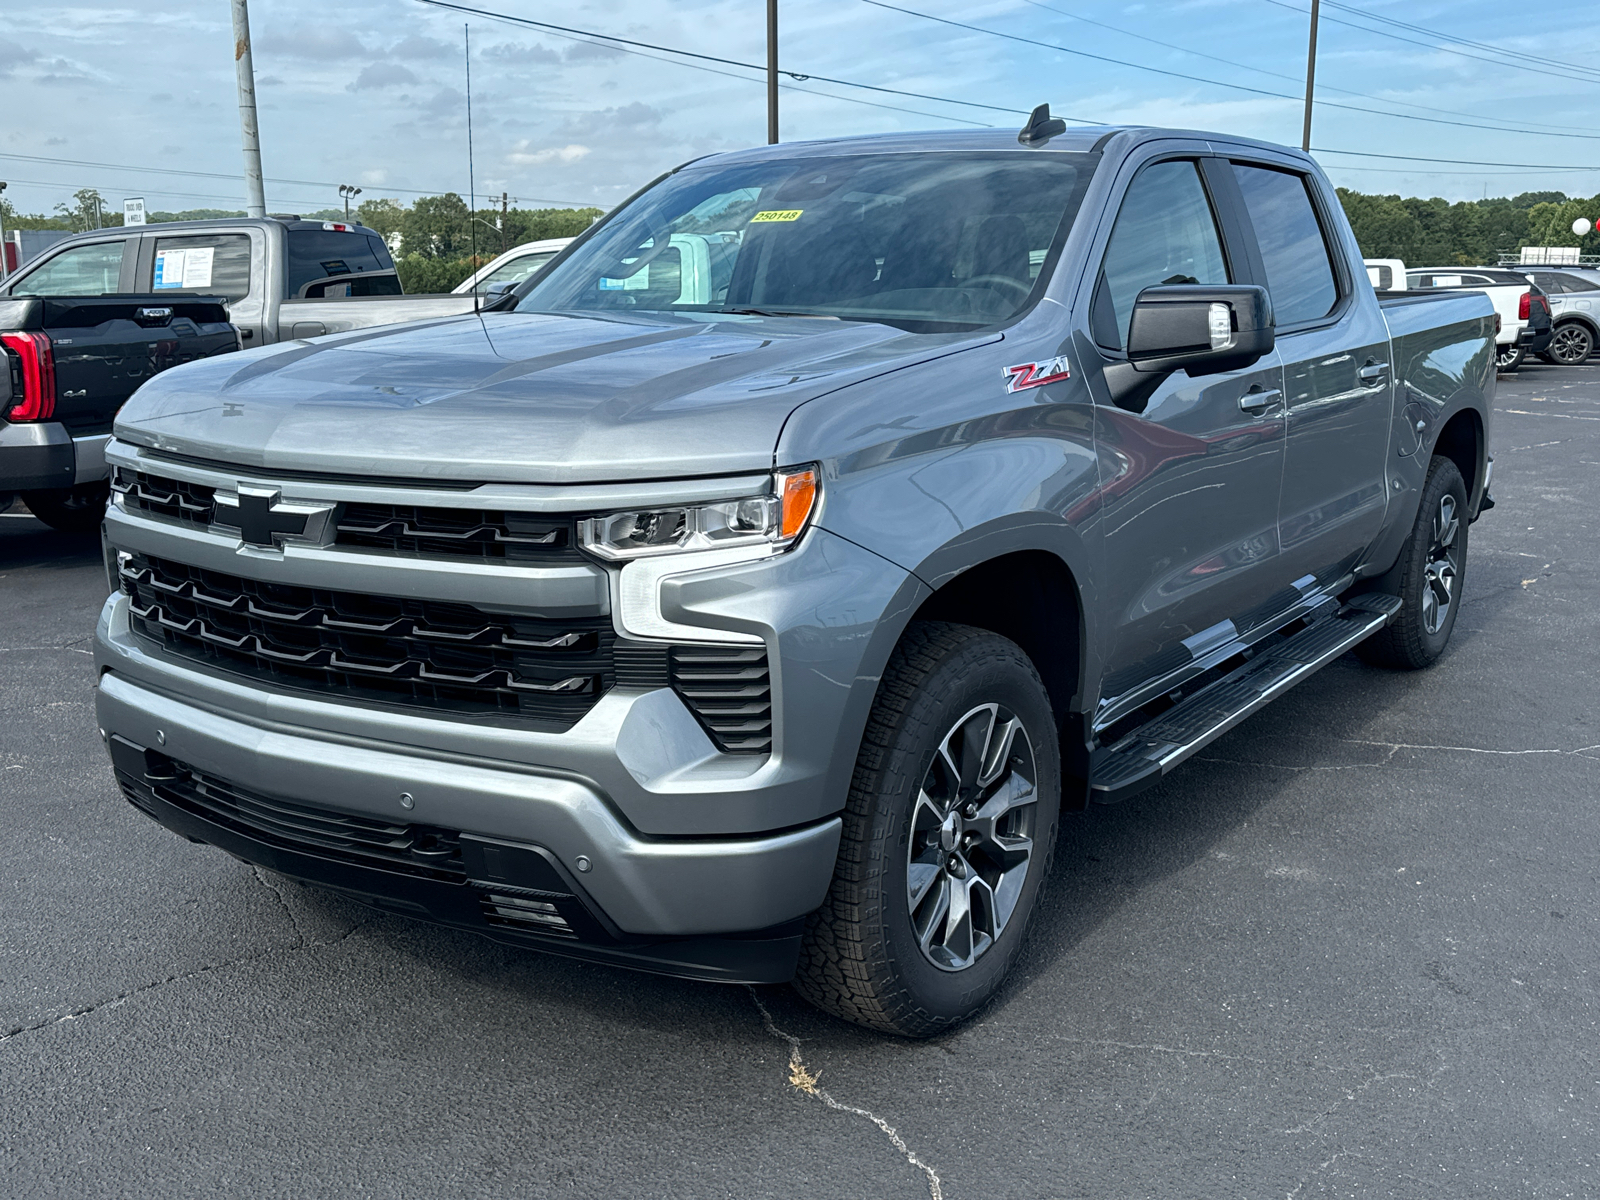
<box><xmin>767</xmin><ymin>0</ymin><xmax>778</xmax><ymax>144</ymax></box>
<box><xmin>339</xmin><ymin>184</ymin><xmax>362</xmax><ymax>220</ymax></box>
<box><xmin>230</xmin><ymin>0</ymin><xmax>268</xmax><ymax>217</ymax></box>
<box><xmin>0</xmin><ymin>181</ymin><xmax>8</xmax><ymax>281</ymax></box>
<box><xmin>1301</xmin><ymin>0</ymin><xmax>1320</xmax><ymax>153</ymax></box>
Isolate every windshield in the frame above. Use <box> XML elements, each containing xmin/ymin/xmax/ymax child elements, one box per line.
<box><xmin>482</xmin><ymin>250</ymin><xmax>559</xmax><ymax>287</ymax></box>
<box><xmin>514</xmin><ymin>151</ymin><xmax>1098</xmax><ymax>331</ymax></box>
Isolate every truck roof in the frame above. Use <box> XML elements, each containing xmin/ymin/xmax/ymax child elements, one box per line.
<box><xmin>40</xmin><ymin>216</ymin><xmax>383</xmax><ymax>240</ymax></box>
<box><xmin>700</xmin><ymin>125</ymin><xmax>1322</xmax><ymax>166</ymax></box>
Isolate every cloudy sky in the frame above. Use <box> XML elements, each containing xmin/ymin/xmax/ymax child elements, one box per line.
<box><xmin>7</xmin><ymin>0</ymin><xmax>1600</xmax><ymax>218</ymax></box>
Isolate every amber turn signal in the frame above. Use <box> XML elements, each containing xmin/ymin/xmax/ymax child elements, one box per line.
<box><xmin>778</xmin><ymin>467</ymin><xmax>819</xmax><ymax>540</ymax></box>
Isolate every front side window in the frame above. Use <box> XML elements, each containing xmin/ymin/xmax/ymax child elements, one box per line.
<box><xmin>1232</xmin><ymin>163</ymin><xmax>1338</xmax><ymax>327</ymax></box>
<box><xmin>11</xmin><ymin>241</ymin><xmax>126</xmax><ymax>296</ymax></box>
<box><xmin>152</xmin><ymin>234</ymin><xmax>252</xmax><ymax>302</ymax></box>
<box><xmin>1095</xmin><ymin>159</ymin><xmax>1230</xmax><ymax>349</ymax></box>
<box><xmin>516</xmin><ymin>151</ymin><xmax>1098</xmax><ymax>332</ymax></box>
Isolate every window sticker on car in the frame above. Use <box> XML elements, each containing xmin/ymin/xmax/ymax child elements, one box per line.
<box><xmin>153</xmin><ymin>247</ymin><xmax>214</xmax><ymax>289</ymax></box>
<box><xmin>1003</xmin><ymin>355</ymin><xmax>1071</xmax><ymax>393</ymax></box>
<box><xmin>320</xmin><ymin>259</ymin><xmax>351</xmax><ymax>276</ymax></box>
<box><xmin>749</xmin><ymin>210</ymin><xmax>803</xmax><ymax>223</ymax></box>
<box><xmin>599</xmin><ymin>265</ymin><xmax>648</xmax><ymax>291</ymax></box>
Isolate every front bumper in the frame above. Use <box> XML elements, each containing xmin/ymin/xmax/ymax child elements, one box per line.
<box><xmin>95</xmin><ymin>667</ymin><xmax>840</xmax><ymax>982</ymax></box>
<box><xmin>0</xmin><ymin>421</ymin><xmax>110</xmax><ymax>491</ymax></box>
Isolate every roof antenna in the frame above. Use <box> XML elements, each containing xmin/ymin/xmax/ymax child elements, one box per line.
<box><xmin>1018</xmin><ymin>103</ymin><xmax>1067</xmax><ymax>147</ymax></box>
<box><xmin>465</xmin><ymin>21</ymin><xmax>479</xmax><ymax>314</ymax></box>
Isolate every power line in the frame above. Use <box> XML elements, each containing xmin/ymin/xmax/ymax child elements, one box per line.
<box><xmin>865</xmin><ymin>0</ymin><xmax>1600</xmax><ymax>141</ymax></box>
<box><xmin>1320</xmin><ymin>0</ymin><xmax>1600</xmax><ymax>80</ymax></box>
<box><xmin>1260</xmin><ymin>0</ymin><xmax>1600</xmax><ymax>87</ymax></box>
<box><xmin>0</xmin><ymin>152</ymin><xmax>598</xmax><ymax>209</ymax></box>
<box><xmin>1019</xmin><ymin>0</ymin><xmax>1600</xmax><ymax>135</ymax></box>
<box><xmin>1313</xmin><ymin>148</ymin><xmax>1600</xmax><ymax>170</ymax></box>
<box><xmin>415</xmin><ymin>0</ymin><xmax>1072</xmax><ymax>121</ymax></box>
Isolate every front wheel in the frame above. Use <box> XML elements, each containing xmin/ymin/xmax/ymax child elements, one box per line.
<box><xmin>21</xmin><ymin>481</ymin><xmax>109</xmax><ymax>533</ymax></box>
<box><xmin>1356</xmin><ymin>456</ymin><xmax>1468</xmax><ymax>670</ymax></box>
<box><xmin>1549</xmin><ymin>322</ymin><xmax>1593</xmax><ymax>366</ymax></box>
<box><xmin>795</xmin><ymin>622</ymin><xmax>1061</xmax><ymax>1037</ymax></box>
<box><xmin>1495</xmin><ymin>343</ymin><xmax>1525</xmax><ymax>371</ymax></box>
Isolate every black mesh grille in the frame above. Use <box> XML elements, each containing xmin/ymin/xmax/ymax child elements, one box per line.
<box><xmin>670</xmin><ymin>645</ymin><xmax>772</xmax><ymax>754</ymax></box>
<box><xmin>115</xmin><ymin>755</ymin><xmax>466</xmax><ymax>882</ymax></box>
<box><xmin>334</xmin><ymin>502</ymin><xmax>582</xmax><ymax>564</ymax></box>
<box><xmin>113</xmin><ymin>467</ymin><xmax>217</xmax><ymax>529</ymax></box>
<box><xmin>121</xmin><ymin>552</ymin><xmax>612</xmax><ymax>725</ymax></box>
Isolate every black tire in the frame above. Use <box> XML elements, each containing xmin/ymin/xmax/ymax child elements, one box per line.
<box><xmin>20</xmin><ymin>482</ymin><xmax>109</xmax><ymax>533</ymax></box>
<box><xmin>1356</xmin><ymin>456</ymin><xmax>1468</xmax><ymax>670</ymax></box>
<box><xmin>1495</xmin><ymin>344</ymin><xmax>1524</xmax><ymax>371</ymax></box>
<box><xmin>794</xmin><ymin>621</ymin><xmax>1061</xmax><ymax>1037</ymax></box>
<box><xmin>1548</xmin><ymin>322</ymin><xmax>1593</xmax><ymax>366</ymax></box>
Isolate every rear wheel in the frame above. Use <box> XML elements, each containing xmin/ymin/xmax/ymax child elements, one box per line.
<box><xmin>21</xmin><ymin>482</ymin><xmax>109</xmax><ymax>533</ymax></box>
<box><xmin>795</xmin><ymin>622</ymin><xmax>1061</xmax><ymax>1037</ymax></box>
<box><xmin>1549</xmin><ymin>322</ymin><xmax>1593</xmax><ymax>366</ymax></box>
<box><xmin>1495</xmin><ymin>344</ymin><xmax>1525</xmax><ymax>371</ymax></box>
<box><xmin>1356</xmin><ymin>456</ymin><xmax>1468</xmax><ymax>670</ymax></box>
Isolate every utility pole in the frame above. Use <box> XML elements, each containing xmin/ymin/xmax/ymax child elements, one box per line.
<box><xmin>1301</xmin><ymin>0</ymin><xmax>1320</xmax><ymax>153</ymax></box>
<box><xmin>501</xmin><ymin>192</ymin><xmax>508</xmax><ymax>255</ymax></box>
<box><xmin>766</xmin><ymin>0</ymin><xmax>778</xmax><ymax>144</ymax></box>
<box><xmin>231</xmin><ymin>0</ymin><xmax>268</xmax><ymax>217</ymax></box>
<box><xmin>0</xmin><ymin>182</ymin><xmax>8</xmax><ymax>281</ymax></box>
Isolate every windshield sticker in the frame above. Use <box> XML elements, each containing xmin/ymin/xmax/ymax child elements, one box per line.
<box><xmin>1003</xmin><ymin>355</ymin><xmax>1071</xmax><ymax>393</ymax></box>
<box><xmin>749</xmin><ymin>210</ymin><xmax>803</xmax><ymax>223</ymax></box>
<box><xmin>599</xmin><ymin>264</ymin><xmax>648</xmax><ymax>291</ymax></box>
<box><xmin>320</xmin><ymin>259</ymin><xmax>351</xmax><ymax>276</ymax></box>
<box><xmin>153</xmin><ymin>246</ymin><xmax>214</xmax><ymax>290</ymax></box>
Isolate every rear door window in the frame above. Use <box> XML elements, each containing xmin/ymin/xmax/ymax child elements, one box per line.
<box><xmin>287</xmin><ymin>230</ymin><xmax>396</xmax><ymax>298</ymax></box>
<box><xmin>151</xmin><ymin>234</ymin><xmax>252</xmax><ymax>302</ymax></box>
<box><xmin>1095</xmin><ymin>159</ymin><xmax>1230</xmax><ymax>350</ymax></box>
<box><xmin>11</xmin><ymin>240</ymin><xmax>127</xmax><ymax>296</ymax></box>
<box><xmin>1231</xmin><ymin>163</ymin><xmax>1339</xmax><ymax>327</ymax></box>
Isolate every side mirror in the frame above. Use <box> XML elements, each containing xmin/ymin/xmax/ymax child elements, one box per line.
<box><xmin>1127</xmin><ymin>284</ymin><xmax>1274</xmax><ymax>377</ymax></box>
<box><xmin>481</xmin><ymin>280</ymin><xmax>515</xmax><ymax>296</ymax></box>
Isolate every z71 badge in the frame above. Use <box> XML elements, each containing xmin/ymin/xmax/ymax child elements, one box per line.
<box><xmin>1002</xmin><ymin>355</ymin><xmax>1071</xmax><ymax>393</ymax></box>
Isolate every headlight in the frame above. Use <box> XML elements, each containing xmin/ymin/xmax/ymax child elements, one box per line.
<box><xmin>578</xmin><ymin>466</ymin><xmax>819</xmax><ymax>560</ymax></box>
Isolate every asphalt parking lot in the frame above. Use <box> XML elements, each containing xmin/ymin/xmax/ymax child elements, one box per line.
<box><xmin>4</xmin><ymin>365</ymin><xmax>1598</xmax><ymax>1199</ymax></box>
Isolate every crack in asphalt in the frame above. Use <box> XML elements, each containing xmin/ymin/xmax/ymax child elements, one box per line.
<box><xmin>0</xmin><ymin>920</ymin><xmax>370</xmax><ymax>1048</ymax></box>
<box><xmin>1204</xmin><ymin>738</ymin><xmax>1600</xmax><ymax>773</ymax></box>
<box><xmin>1281</xmin><ymin>1068</ymin><xmax>1420</xmax><ymax>1136</ymax></box>
<box><xmin>747</xmin><ymin>989</ymin><xmax>944</xmax><ymax>1200</ymax></box>
<box><xmin>252</xmin><ymin>866</ymin><xmax>310</xmax><ymax>947</ymax></box>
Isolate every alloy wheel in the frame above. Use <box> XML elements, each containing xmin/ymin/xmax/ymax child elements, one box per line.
<box><xmin>1421</xmin><ymin>493</ymin><xmax>1460</xmax><ymax>636</ymax></box>
<box><xmin>1551</xmin><ymin>324</ymin><xmax>1592</xmax><ymax>365</ymax></box>
<box><xmin>906</xmin><ymin>703</ymin><xmax>1038</xmax><ymax>972</ymax></box>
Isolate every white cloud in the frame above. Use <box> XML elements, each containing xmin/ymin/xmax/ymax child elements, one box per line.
<box><xmin>256</xmin><ymin>28</ymin><xmax>369</xmax><ymax>61</ymax></box>
<box><xmin>349</xmin><ymin>62</ymin><xmax>420</xmax><ymax>90</ymax></box>
<box><xmin>507</xmin><ymin>142</ymin><xmax>592</xmax><ymax>166</ymax></box>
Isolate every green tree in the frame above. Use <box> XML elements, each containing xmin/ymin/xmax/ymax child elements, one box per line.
<box><xmin>53</xmin><ymin>188</ymin><xmax>120</xmax><ymax>231</ymax></box>
<box><xmin>355</xmin><ymin>197</ymin><xmax>406</xmax><ymax>241</ymax></box>
<box><xmin>401</xmin><ymin>193</ymin><xmax>471</xmax><ymax>259</ymax></box>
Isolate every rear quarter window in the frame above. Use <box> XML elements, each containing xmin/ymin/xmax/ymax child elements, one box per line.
<box><xmin>287</xmin><ymin>230</ymin><xmax>397</xmax><ymax>298</ymax></box>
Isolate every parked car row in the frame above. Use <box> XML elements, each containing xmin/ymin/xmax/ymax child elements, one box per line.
<box><xmin>1366</xmin><ymin>257</ymin><xmax>1600</xmax><ymax>369</ymax></box>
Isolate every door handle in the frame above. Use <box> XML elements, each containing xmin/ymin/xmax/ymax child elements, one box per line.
<box><xmin>1238</xmin><ymin>387</ymin><xmax>1281</xmax><ymax>414</ymax></box>
<box><xmin>1358</xmin><ymin>361</ymin><xmax>1390</xmax><ymax>386</ymax></box>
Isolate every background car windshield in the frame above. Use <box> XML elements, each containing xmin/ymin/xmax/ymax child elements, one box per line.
<box><xmin>482</xmin><ymin>250</ymin><xmax>558</xmax><ymax>287</ymax></box>
<box><xmin>516</xmin><ymin>152</ymin><xmax>1097</xmax><ymax>330</ymax></box>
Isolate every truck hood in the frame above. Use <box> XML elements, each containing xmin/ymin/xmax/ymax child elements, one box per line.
<box><xmin>114</xmin><ymin>310</ymin><xmax>998</xmax><ymax>484</ymax></box>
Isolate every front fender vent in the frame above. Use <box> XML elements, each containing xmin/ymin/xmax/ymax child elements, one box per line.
<box><xmin>670</xmin><ymin>645</ymin><xmax>772</xmax><ymax>755</ymax></box>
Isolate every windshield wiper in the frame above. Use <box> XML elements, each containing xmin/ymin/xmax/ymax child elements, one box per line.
<box><xmin>708</xmin><ymin>307</ymin><xmax>842</xmax><ymax>319</ymax></box>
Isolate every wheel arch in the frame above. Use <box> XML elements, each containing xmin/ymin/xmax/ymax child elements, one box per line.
<box><xmin>1432</xmin><ymin>405</ymin><xmax>1484</xmax><ymax>511</ymax></box>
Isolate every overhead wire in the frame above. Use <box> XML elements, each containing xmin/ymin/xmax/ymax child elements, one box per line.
<box><xmin>1318</xmin><ymin>0</ymin><xmax>1600</xmax><ymax>79</ymax></box>
<box><xmin>864</xmin><ymin>0</ymin><xmax>1600</xmax><ymax>141</ymax></box>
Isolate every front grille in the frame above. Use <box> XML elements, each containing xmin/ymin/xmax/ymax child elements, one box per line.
<box><xmin>116</xmin><ymin>753</ymin><xmax>466</xmax><ymax>882</ymax></box>
<box><xmin>113</xmin><ymin>467</ymin><xmax>582</xmax><ymax>565</ymax></box>
<box><xmin>335</xmin><ymin>502</ymin><xmax>581</xmax><ymax>564</ymax></box>
<box><xmin>113</xmin><ymin>468</ymin><xmax>217</xmax><ymax>530</ymax></box>
<box><xmin>671</xmin><ymin>645</ymin><xmax>773</xmax><ymax>754</ymax></box>
<box><xmin>121</xmin><ymin>552</ymin><xmax>612</xmax><ymax>725</ymax></box>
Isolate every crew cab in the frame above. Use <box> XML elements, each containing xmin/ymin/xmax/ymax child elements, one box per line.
<box><xmin>94</xmin><ymin>116</ymin><xmax>1497</xmax><ymax>1037</ymax></box>
<box><xmin>1404</xmin><ymin>265</ymin><xmax>1551</xmax><ymax>370</ymax></box>
<box><xmin>1</xmin><ymin>295</ymin><xmax>236</xmax><ymax>530</ymax></box>
<box><xmin>2</xmin><ymin>217</ymin><xmax>479</xmax><ymax>348</ymax></box>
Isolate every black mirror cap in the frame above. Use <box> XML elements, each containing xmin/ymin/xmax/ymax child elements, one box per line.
<box><xmin>1127</xmin><ymin>284</ymin><xmax>1275</xmax><ymax>377</ymax></box>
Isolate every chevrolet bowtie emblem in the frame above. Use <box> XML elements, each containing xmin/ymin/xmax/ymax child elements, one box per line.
<box><xmin>212</xmin><ymin>486</ymin><xmax>333</xmax><ymax>549</ymax></box>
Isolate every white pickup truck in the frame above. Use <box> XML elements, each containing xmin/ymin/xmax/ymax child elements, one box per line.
<box><xmin>1376</xmin><ymin>262</ymin><xmax>1553</xmax><ymax>371</ymax></box>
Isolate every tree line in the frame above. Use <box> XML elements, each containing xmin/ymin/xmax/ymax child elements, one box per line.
<box><xmin>2</xmin><ymin>188</ymin><xmax>602</xmax><ymax>292</ymax></box>
<box><xmin>1337</xmin><ymin>188</ymin><xmax>1600</xmax><ymax>266</ymax></box>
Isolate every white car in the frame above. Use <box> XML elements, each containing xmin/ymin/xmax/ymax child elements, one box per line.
<box><xmin>453</xmin><ymin>237</ymin><xmax>574</xmax><ymax>295</ymax></box>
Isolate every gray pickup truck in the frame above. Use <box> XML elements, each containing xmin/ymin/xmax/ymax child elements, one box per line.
<box><xmin>93</xmin><ymin>114</ymin><xmax>1495</xmax><ymax>1036</ymax></box>
<box><xmin>1</xmin><ymin>216</ymin><xmax>479</xmax><ymax>347</ymax></box>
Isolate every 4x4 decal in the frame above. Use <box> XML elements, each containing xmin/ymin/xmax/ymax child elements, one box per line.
<box><xmin>1002</xmin><ymin>355</ymin><xmax>1071</xmax><ymax>393</ymax></box>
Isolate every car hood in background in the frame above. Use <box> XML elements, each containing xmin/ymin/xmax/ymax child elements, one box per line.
<box><xmin>113</xmin><ymin>311</ymin><xmax>998</xmax><ymax>484</ymax></box>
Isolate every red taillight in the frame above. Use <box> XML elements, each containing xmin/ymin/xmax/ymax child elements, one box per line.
<box><xmin>1519</xmin><ymin>291</ymin><xmax>1532</xmax><ymax>320</ymax></box>
<box><xmin>1536</xmin><ymin>294</ymin><xmax>1551</xmax><ymax>317</ymax></box>
<box><xmin>0</xmin><ymin>331</ymin><xmax>56</xmax><ymax>421</ymax></box>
